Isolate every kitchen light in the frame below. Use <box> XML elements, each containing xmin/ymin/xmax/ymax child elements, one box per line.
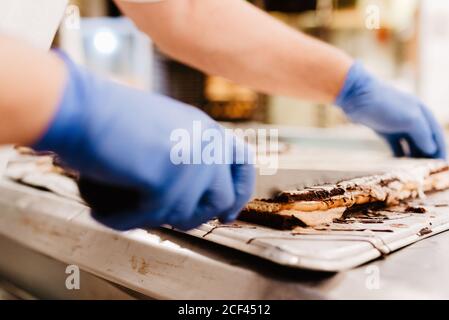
<box><xmin>93</xmin><ymin>29</ymin><xmax>118</xmax><ymax>55</ymax></box>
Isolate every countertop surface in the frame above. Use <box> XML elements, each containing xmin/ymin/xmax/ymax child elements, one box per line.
<box><xmin>0</xmin><ymin>137</ymin><xmax>448</xmax><ymax>299</ymax></box>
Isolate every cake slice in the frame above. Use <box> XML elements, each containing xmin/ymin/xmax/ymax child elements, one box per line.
<box><xmin>239</xmin><ymin>162</ymin><xmax>449</xmax><ymax>229</ymax></box>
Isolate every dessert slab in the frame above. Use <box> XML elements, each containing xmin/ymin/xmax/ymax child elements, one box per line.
<box><xmin>182</xmin><ymin>189</ymin><xmax>449</xmax><ymax>272</ymax></box>
<box><xmin>5</xmin><ymin>147</ymin><xmax>449</xmax><ymax>273</ymax></box>
<box><xmin>175</xmin><ymin>164</ymin><xmax>449</xmax><ymax>272</ymax></box>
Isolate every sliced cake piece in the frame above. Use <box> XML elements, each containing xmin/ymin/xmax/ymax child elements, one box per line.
<box><xmin>239</xmin><ymin>162</ymin><xmax>449</xmax><ymax>229</ymax></box>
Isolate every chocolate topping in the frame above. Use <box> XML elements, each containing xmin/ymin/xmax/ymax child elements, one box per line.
<box><xmin>239</xmin><ymin>209</ymin><xmax>306</xmax><ymax>230</ymax></box>
<box><xmin>274</xmin><ymin>187</ymin><xmax>345</xmax><ymax>203</ymax></box>
<box><xmin>430</xmin><ymin>165</ymin><xmax>449</xmax><ymax>175</ymax></box>
<box><xmin>405</xmin><ymin>206</ymin><xmax>427</xmax><ymax>214</ymax></box>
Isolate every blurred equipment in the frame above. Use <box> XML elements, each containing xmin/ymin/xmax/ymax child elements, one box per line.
<box><xmin>264</xmin><ymin>0</ymin><xmax>317</xmax><ymax>13</ymax></box>
<box><xmin>419</xmin><ymin>0</ymin><xmax>449</xmax><ymax>126</ymax></box>
<box><xmin>59</xmin><ymin>17</ymin><xmax>153</xmax><ymax>90</ymax></box>
<box><xmin>204</xmin><ymin>76</ymin><xmax>259</xmax><ymax>121</ymax></box>
<box><xmin>263</xmin><ymin>0</ymin><xmax>355</xmax><ymax>13</ymax></box>
<box><xmin>153</xmin><ymin>51</ymin><xmax>266</xmax><ymax>122</ymax></box>
<box><xmin>152</xmin><ymin>49</ymin><xmax>207</xmax><ymax>108</ymax></box>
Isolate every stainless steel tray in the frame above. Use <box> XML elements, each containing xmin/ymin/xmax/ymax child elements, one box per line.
<box><xmin>4</xmin><ymin>148</ymin><xmax>449</xmax><ymax>273</ymax></box>
<box><xmin>181</xmin><ymin>190</ymin><xmax>449</xmax><ymax>272</ymax></box>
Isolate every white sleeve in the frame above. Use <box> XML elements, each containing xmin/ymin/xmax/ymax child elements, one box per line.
<box><xmin>0</xmin><ymin>0</ymin><xmax>68</xmax><ymax>50</ymax></box>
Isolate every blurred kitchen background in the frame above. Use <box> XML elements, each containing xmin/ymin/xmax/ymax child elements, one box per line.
<box><xmin>54</xmin><ymin>0</ymin><xmax>449</xmax><ymax>169</ymax></box>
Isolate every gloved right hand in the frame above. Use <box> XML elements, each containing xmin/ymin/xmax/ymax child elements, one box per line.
<box><xmin>336</xmin><ymin>62</ymin><xmax>447</xmax><ymax>159</ymax></box>
<box><xmin>32</xmin><ymin>53</ymin><xmax>255</xmax><ymax>231</ymax></box>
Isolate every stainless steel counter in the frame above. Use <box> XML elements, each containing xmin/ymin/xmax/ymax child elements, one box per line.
<box><xmin>0</xmin><ymin>175</ymin><xmax>448</xmax><ymax>300</ymax></box>
<box><xmin>0</xmin><ymin>140</ymin><xmax>448</xmax><ymax>300</ymax></box>
<box><xmin>1</xmin><ymin>223</ymin><xmax>449</xmax><ymax>300</ymax></box>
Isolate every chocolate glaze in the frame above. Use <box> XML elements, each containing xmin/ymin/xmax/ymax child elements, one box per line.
<box><xmin>418</xmin><ymin>227</ymin><xmax>432</xmax><ymax>236</ymax></box>
<box><xmin>239</xmin><ymin>209</ymin><xmax>306</xmax><ymax>230</ymax></box>
<box><xmin>405</xmin><ymin>206</ymin><xmax>427</xmax><ymax>214</ymax></box>
<box><xmin>378</xmin><ymin>178</ymin><xmax>400</xmax><ymax>187</ymax></box>
<box><xmin>430</xmin><ymin>166</ymin><xmax>449</xmax><ymax>175</ymax></box>
<box><xmin>273</xmin><ymin>187</ymin><xmax>345</xmax><ymax>203</ymax></box>
<box><xmin>342</xmin><ymin>202</ymin><xmax>387</xmax><ymax>218</ymax></box>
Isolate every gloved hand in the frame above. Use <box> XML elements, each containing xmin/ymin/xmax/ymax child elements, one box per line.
<box><xmin>336</xmin><ymin>62</ymin><xmax>447</xmax><ymax>159</ymax></box>
<box><xmin>33</xmin><ymin>53</ymin><xmax>255</xmax><ymax>231</ymax></box>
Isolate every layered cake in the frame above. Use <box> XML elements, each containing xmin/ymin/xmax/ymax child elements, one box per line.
<box><xmin>240</xmin><ymin>162</ymin><xmax>449</xmax><ymax>229</ymax></box>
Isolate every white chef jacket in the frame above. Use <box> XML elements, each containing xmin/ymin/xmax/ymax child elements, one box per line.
<box><xmin>0</xmin><ymin>0</ymin><xmax>164</xmax><ymax>50</ymax></box>
<box><xmin>0</xmin><ymin>0</ymin><xmax>68</xmax><ymax>49</ymax></box>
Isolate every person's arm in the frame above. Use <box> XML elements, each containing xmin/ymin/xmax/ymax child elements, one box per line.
<box><xmin>0</xmin><ymin>36</ymin><xmax>66</xmax><ymax>145</ymax></box>
<box><xmin>0</xmin><ymin>35</ymin><xmax>254</xmax><ymax>231</ymax></box>
<box><xmin>116</xmin><ymin>0</ymin><xmax>447</xmax><ymax>159</ymax></box>
<box><xmin>115</xmin><ymin>0</ymin><xmax>352</xmax><ymax>103</ymax></box>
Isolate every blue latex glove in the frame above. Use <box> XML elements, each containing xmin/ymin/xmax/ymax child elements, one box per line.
<box><xmin>336</xmin><ymin>62</ymin><xmax>446</xmax><ymax>159</ymax></box>
<box><xmin>33</xmin><ymin>53</ymin><xmax>255</xmax><ymax>231</ymax></box>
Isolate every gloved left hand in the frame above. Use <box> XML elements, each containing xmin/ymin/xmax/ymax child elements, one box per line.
<box><xmin>32</xmin><ymin>52</ymin><xmax>255</xmax><ymax>231</ymax></box>
<box><xmin>336</xmin><ymin>62</ymin><xmax>447</xmax><ymax>159</ymax></box>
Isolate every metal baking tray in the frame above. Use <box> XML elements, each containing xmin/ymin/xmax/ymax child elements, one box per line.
<box><xmin>5</xmin><ymin>148</ymin><xmax>449</xmax><ymax>273</ymax></box>
<box><xmin>180</xmin><ymin>189</ymin><xmax>449</xmax><ymax>272</ymax></box>
<box><xmin>172</xmin><ymin>164</ymin><xmax>449</xmax><ymax>272</ymax></box>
